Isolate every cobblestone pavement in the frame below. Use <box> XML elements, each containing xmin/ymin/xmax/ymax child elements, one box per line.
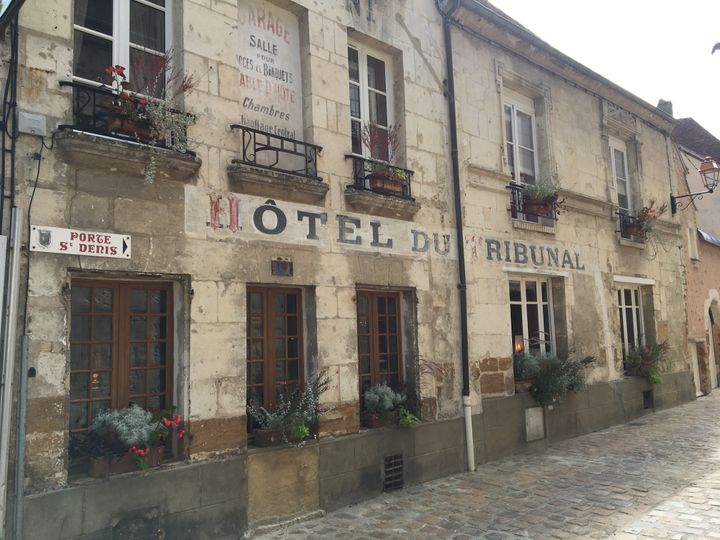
<box><xmin>257</xmin><ymin>393</ymin><xmax>720</xmax><ymax>539</ymax></box>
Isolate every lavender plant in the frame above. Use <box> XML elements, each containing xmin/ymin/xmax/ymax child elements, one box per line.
<box><xmin>363</xmin><ymin>382</ymin><xmax>405</xmax><ymax>414</ymax></box>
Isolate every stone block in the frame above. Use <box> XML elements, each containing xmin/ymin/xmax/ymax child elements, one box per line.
<box><xmin>247</xmin><ymin>444</ymin><xmax>320</xmax><ymax>524</ymax></box>
<box><xmin>406</xmin><ymin>445</ymin><xmax>465</xmax><ymax>485</ymax></box>
<box><xmin>162</xmin><ymin>499</ymin><xmax>246</xmax><ymax>540</ymax></box>
<box><xmin>480</xmin><ymin>372</ymin><xmax>509</xmax><ymax>395</ymax></box>
<box><xmin>413</xmin><ymin>418</ymin><xmax>463</xmax><ymax>456</ymax></box>
<box><xmin>190</xmin><ymin>416</ymin><xmax>246</xmax><ymax>456</ymax></box>
<box><xmin>217</xmin><ymin>281</ymin><xmax>245</xmax><ymax>323</ymax></box>
<box><xmin>23</xmin><ymin>487</ymin><xmax>84</xmax><ymax>540</ymax></box>
<box><xmin>480</xmin><ymin>357</ymin><xmax>499</xmax><ymax>371</ymax></box>
<box><xmin>191</xmin><ymin>281</ymin><xmax>219</xmax><ymax>323</ymax></box>
<box><xmin>198</xmin><ymin>455</ymin><xmax>247</xmax><ymax>507</ymax></box>
<box><xmin>69</xmin><ymin>193</ymin><xmax>112</xmax><ymax>230</ymax></box>
<box><xmin>319</xmin><ymin>401</ymin><xmax>359</xmax><ymax>435</ymax></box>
<box><xmin>319</xmin><ymin>465</ymin><xmax>383</xmax><ymax>512</ymax></box>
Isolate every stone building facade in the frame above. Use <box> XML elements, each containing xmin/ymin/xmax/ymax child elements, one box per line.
<box><xmin>0</xmin><ymin>0</ymin><xmax>696</xmax><ymax>537</ymax></box>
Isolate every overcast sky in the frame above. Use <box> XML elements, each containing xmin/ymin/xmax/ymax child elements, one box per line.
<box><xmin>488</xmin><ymin>0</ymin><xmax>720</xmax><ymax>139</ymax></box>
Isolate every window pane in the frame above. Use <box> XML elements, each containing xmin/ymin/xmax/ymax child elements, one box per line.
<box><xmin>150</xmin><ymin>290</ymin><xmax>167</xmax><ymax>313</ymax></box>
<box><xmin>368</xmin><ymin>91</ymin><xmax>388</xmax><ymax>127</ymax></box>
<box><xmin>625</xmin><ymin>307</ymin><xmax>636</xmax><ymax>346</ymax></box>
<box><xmin>147</xmin><ymin>395</ymin><xmax>164</xmax><ymax>412</ymax></box>
<box><xmin>624</xmin><ymin>289</ymin><xmax>632</xmax><ymax>306</ymax></box>
<box><xmin>129</xmin><ymin>48</ymin><xmax>166</xmax><ymax>98</ymax></box>
<box><xmin>388</xmin><ymin>317</ymin><xmax>397</xmax><ymax>334</ymax></box>
<box><xmin>70</xmin><ymin>403</ymin><xmax>88</xmax><ymax>430</ymax></box>
<box><xmin>366</xmin><ymin>55</ymin><xmax>386</xmax><ymax>92</ymax></box>
<box><xmin>250</xmin><ymin>317</ymin><xmax>263</xmax><ymax>338</ymax></box>
<box><xmin>349</xmin><ymin>84</ymin><xmax>361</xmax><ymax>119</ymax></box>
<box><xmin>249</xmin><ymin>293</ymin><xmax>263</xmax><ymax>315</ymax></box>
<box><xmin>359</xmin><ymin>335</ymin><xmax>369</xmax><ymax>354</ymax></box>
<box><xmin>249</xmin><ymin>340</ymin><xmax>263</xmax><ymax>360</ymax></box>
<box><xmin>541</xmin><ymin>282</ymin><xmax>548</xmax><ymax>303</ymax></box>
<box><xmin>71</xmin><ymin>316</ymin><xmax>91</xmax><ymax>341</ymax></box>
<box><xmin>360</xmin><ymin>356</ymin><xmax>370</xmax><ymax>375</ymax></box>
<box><xmin>273</xmin><ymin>293</ymin><xmax>286</xmax><ymax>313</ymax></box>
<box><xmin>130</xmin><ymin>343</ymin><xmax>147</xmax><ymax>367</ymax></box>
<box><xmin>504</xmin><ymin>105</ymin><xmax>514</xmax><ymax>143</ymax></box>
<box><xmin>287</xmin><ymin>338</ymin><xmax>298</xmax><ymax>359</ymax></box>
<box><xmin>150</xmin><ymin>342</ymin><xmax>166</xmax><ymax>366</ymax></box>
<box><xmin>73</xmin><ymin>30</ymin><xmax>112</xmax><ymax>81</ymax></box>
<box><xmin>74</xmin><ymin>0</ymin><xmax>113</xmax><ymax>35</ymax></box>
<box><xmin>387</xmin><ymin>297</ymin><xmax>397</xmax><ymax>315</ymax></box>
<box><xmin>543</xmin><ymin>305</ymin><xmax>551</xmax><ymax>348</ymax></box>
<box><xmin>71</xmin><ymin>344</ymin><xmax>90</xmax><ymax>370</ymax></box>
<box><xmin>379</xmin><ymin>335</ymin><xmax>387</xmax><ymax>353</ymax></box>
<box><xmin>517</xmin><ymin>111</ymin><xmax>534</xmax><ymax>149</ymax></box>
<box><xmin>130</xmin><ymin>316</ymin><xmax>147</xmax><ymax>339</ymax></box>
<box><xmin>525</xmin><ymin>281</ymin><xmax>537</xmax><ymax>303</ymax></box>
<box><xmin>287</xmin><ymin>360</ymin><xmax>299</xmax><ymax>381</ymax></box>
<box><xmin>91</xmin><ymin>400</ymin><xmax>111</xmax><ymax>421</ymax></box>
<box><xmin>70</xmin><ymin>373</ymin><xmax>89</xmax><ymax>400</ymax></box>
<box><xmin>150</xmin><ymin>317</ymin><xmax>166</xmax><ymax>339</ymax></box>
<box><xmin>250</xmin><ymin>363</ymin><xmax>263</xmax><ymax>385</ymax></box>
<box><xmin>351</xmin><ymin>120</ymin><xmax>362</xmax><ymax>155</ymax></box>
<box><xmin>92</xmin><ymin>343</ymin><xmax>112</xmax><ymax>370</ymax></box>
<box><xmin>348</xmin><ymin>47</ymin><xmax>359</xmax><ymax>82</ymax></box>
<box><xmin>614</xmin><ymin>149</ymin><xmax>626</xmax><ymax>179</ymax></box>
<box><xmin>519</xmin><ymin>148</ymin><xmax>536</xmax><ymax>182</ymax></box>
<box><xmin>93</xmin><ymin>316</ymin><xmax>112</xmax><ymax>340</ymax></box>
<box><xmin>129</xmin><ymin>370</ymin><xmax>146</xmax><ymax>394</ymax></box>
<box><xmin>273</xmin><ymin>315</ymin><xmax>285</xmax><ymax>337</ymax></box>
<box><xmin>389</xmin><ymin>335</ymin><xmax>398</xmax><ymax>353</ymax></box>
<box><xmin>274</xmin><ymin>339</ymin><xmax>285</xmax><ymax>359</ymax></box>
<box><xmin>379</xmin><ymin>316</ymin><xmax>387</xmax><ymax>333</ymax></box>
<box><xmin>91</xmin><ymin>371</ymin><xmax>111</xmax><ymax>398</ymax></box>
<box><xmin>148</xmin><ymin>369</ymin><xmax>166</xmax><ymax>393</ymax></box>
<box><xmin>509</xmin><ymin>281</ymin><xmax>521</xmax><ymax>302</ymax></box>
<box><xmin>275</xmin><ymin>361</ymin><xmax>286</xmax><ymax>381</ymax></box>
<box><xmin>287</xmin><ymin>294</ymin><xmax>298</xmax><ymax>315</ymax></box>
<box><xmin>93</xmin><ymin>288</ymin><xmax>113</xmax><ymax>312</ymax></box>
<box><xmin>378</xmin><ymin>297</ymin><xmax>386</xmax><ymax>315</ymax></box>
<box><xmin>130</xmin><ymin>0</ymin><xmax>165</xmax><ymax>51</ymax></box>
<box><xmin>71</xmin><ymin>287</ymin><xmax>91</xmax><ymax>313</ymax></box>
<box><xmin>131</xmin><ymin>289</ymin><xmax>147</xmax><ymax>312</ymax></box>
<box><xmin>526</xmin><ymin>304</ymin><xmax>540</xmax><ymax>350</ymax></box>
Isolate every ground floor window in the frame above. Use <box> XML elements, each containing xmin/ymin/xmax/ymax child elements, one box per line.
<box><xmin>357</xmin><ymin>290</ymin><xmax>403</xmax><ymax>394</ymax></box>
<box><xmin>246</xmin><ymin>287</ymin><xmax>304</xmax><ymax>410</ymax></box>
<box><xmin>69</xmin><ymin>279</ymin><xmax>174</xmax><ymax>464</ymax></box>
<box><xmin>618</xmin><ymin>285</ymin><xmax>644</xmax><ymax>361</ymax></box>
<box><xmin>509</xmin><ymin>276</ymin><xmax>554</xmax><ymax>354</ymax></box>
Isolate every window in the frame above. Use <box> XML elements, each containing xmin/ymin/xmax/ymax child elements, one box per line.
<box><xmin>610</xmin><ymin>137</ymin><xmax>631</xmax><ymax>212</ymax></box>
<box><xmin>69</xmin><ymin>280</ymin><xmax>174</xmax><ymax>456</ymax></box>
<box><xmin>504</xmin><ymin>90</ymin><xmax>537</xmax><ymax>185</ymax></box>
<box><xmin>246</xmin><ymin>287</ymin><xmax>304</xmax><ymax>410</ymax></box>
<box><xmin>509</xmin><ymin>277</ymin><xmax>554</xmax><ymax>354</ymax></box>
<box><xmin>73</xmin><ymin>0</ymin><xmax>170</xmax><ymax>93</ymax></box>
<box><xmin>618</xmin><ymin>286</ymin><xmax>644</xmax><ymax>360</ymax></box>
<box><xmin>357</xmin><ymin>291</ymin><xmax>402</xmax><ymax>394</ymax></box>
<box><xmin>348</xmin><ymin>43</ymin><xmax>394</xmax><ymax>159</ymax></box>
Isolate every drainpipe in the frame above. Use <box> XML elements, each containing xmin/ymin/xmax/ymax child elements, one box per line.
<box><xmin>436</xmin><ymin>0</ymin><xmax>475</xmax><ymax>472</ymax></box>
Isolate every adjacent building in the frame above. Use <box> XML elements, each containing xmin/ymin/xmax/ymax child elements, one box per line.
<box><xmin>0</xmin><ymin>0</ymin><xmax>699</xmax><ymax>537</ymax></box>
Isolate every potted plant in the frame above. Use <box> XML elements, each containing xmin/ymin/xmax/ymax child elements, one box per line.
<box><xmin>631</xmin><ymin>200</ymin><xmax>668</xmax><ymax>236</ymax></box>
<box><xmin>512</xmin><ymin>352</ymin><xmax>542</xmax><ymax>393</ymax></box>
<box><xmin>246</xmin><ymin>371</ymin><xmax>331</xmax><ymax>447</ymax></box>
<box><xmin>102</xmin><ymin>51</ymin><xmax>199</xmax><ymax>183</ymax></box>
<box><xmin>361</xmin><ymin>123</ymin><xmax>405</xmax><ymax>195</ymax></box>
<box><xmin>362</xmin><ymin>382</ymin><xmax>405</xmax><ymax>428</ymax></box>
<box><xmin>398</xmin><ymin>407</ymin><xmax>419</xmax><ymax>429</ymax></box>
<box><xmin>530</xmin><ymin>355</ymin><xmax>594</xmax><ymax>406</ymax></box>
<box><xmin>86</xmin><ymin>405</ymin><xmax>185</xmax><ymax>477</ymax></box>
<box><xmin>625</xmin><ymin>341</ymin><xmax>669</xmax><ymax>384</ymax></box>
<box><xmin>521</xmin><ymin>179</ymin><xmax>563</xmax><ymax>217</ymax></box>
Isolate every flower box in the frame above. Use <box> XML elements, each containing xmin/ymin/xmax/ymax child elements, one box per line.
<box><xmin>523</xmin><ymin>199</ymin><xmax>553</xmax><ymax>217</ymax></box>
<box><xmin>361</xmin><ymin>411</ymin><xmax>398</xmax><ymax>429</ymax></box>
<box><xmin>368</xmin><ymin>172</ymin><xmax>404</xmax><ymax>195</ymax></box>
<box><xmin>89</xmin><ymin>446</ymin><xmax>164</xmax><ymax>478</ymax></box>
<box><xmin>253</xmin><ymin>429</ymin><xmax>284</xmax><ymax>447</ymax></box>
<box><xmin>514</xmin><ymin>379</ymin><xmax>534</xmax><ymax>393</ymax></box>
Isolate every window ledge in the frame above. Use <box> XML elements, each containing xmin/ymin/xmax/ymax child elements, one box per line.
<box><xmin>227</xmin><ymin>163</ymin><xmax>328</xmax><ymax>205</ymax></box>
<box><xmin>344</xmin><ymin>187</ymin><xmax>420</xmax><ymax>221</ymax></box>
<box><xmin>618</xmin><ymin>237</ymin><xmax>645</xmax><ymax>249</ymax></box>
<box><xmin>56</xmin><ymin>130</ymin><xmax>201</xmax><ymax>183</ymax></box>
<box><xmin>512</xmin><ymin>218</ymin><xmax>556</xmax><ymax>235</ymax></box>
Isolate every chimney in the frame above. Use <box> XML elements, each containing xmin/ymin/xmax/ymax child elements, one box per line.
<box><xmin>657</xmin><ymin>99</ymin><xmax>674</xmax><ymax>117</ymax></box>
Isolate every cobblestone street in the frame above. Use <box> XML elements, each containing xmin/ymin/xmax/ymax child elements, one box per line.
<box><xmin>257</xmin><ymin>393</ymin><xmax>720</xmax><ymax>539</ymax></box>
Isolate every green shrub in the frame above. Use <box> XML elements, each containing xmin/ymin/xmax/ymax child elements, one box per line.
<box><xmin>530</xmin><ymin>356</ymin><xmax>594</xmax><ymax>406</ymax></box>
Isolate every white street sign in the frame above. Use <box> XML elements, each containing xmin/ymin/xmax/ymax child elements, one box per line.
<box><xmin>30</xmin><ymin>226</ymin><xmax>131</xmax><ymax>259</ymax></box>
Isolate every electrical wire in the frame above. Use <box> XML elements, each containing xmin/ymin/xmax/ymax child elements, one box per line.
<box><xmin>22</xmin><ymin>138</ymin><xmax>43</xmax><ymax>335</ymax></box>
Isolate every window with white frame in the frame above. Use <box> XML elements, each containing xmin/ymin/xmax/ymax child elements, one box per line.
<box><xmin>617</xmin><ymin>286</ymin><xmax>644</xmax><ymax>358</ymax></box>
<box><xmin>609</xmin><ymin>137</ymin><xmax>632</xmax><ymax>212</ymax></box>
<box><xmin>509</xmin><ymin>277</ymin><xmax>554</xmax><ymax>354</ymax></box>
<box><xmin>504</xmin><ymin>90</ymin><xmax>538</xmax><ymax>185</ymax></box>
<box><xmin>348</xmin><ymin>43</ymin><xmax>394</xmax><ymax>160</ymax></box>
<box><xmin>73</xmin><ymin>0</ymin><xmax>170</xmax><ymax>95</ymax></box>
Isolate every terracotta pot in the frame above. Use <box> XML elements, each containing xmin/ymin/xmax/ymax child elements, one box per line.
<box><xmin>368</xmin><ymin>173</ymin><xmax>404</xmax><ymax>195</ymax></box>
<box><xmin>514</xmin><ymin>379</ymin><xmax>534</xmax><ymax>393</ymax></box>
<box><xmin>362</xmin><ymin>411</ymin><xmax>398</xmax><ymax>429</ymax></box>
<box><xmin>253</xmin><ymin>429</ymin><xmax>284</xmax><ymax>447</ymax></box>
<box><xmin>89</xmin><ymin>446</ymin><xmax>164</xmax><ymax>478</ymax></box>
<box><xmin>625</xmin><ymin>223</ymin><xmax>645</xmax><ymax>236</ymax></box>
<box><xmin>522</xmin><ymin>199</ymin><xmax>552</xmax><ymax>216</ymax></box>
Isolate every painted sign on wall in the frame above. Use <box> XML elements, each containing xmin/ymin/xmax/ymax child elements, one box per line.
<box><xmin>465</xmin><ymin>234</ymin><xmax>586</xmax><ymax>271</ymax></box>
<box><xmin>185</xmin><ymin>186</ymin><xmax>455</xmax><ymax>259</ymax></box>
<box><xmin>238</xmin><ymin>0</ymin><xmax>303</xmax><ymax>140</ymax></box>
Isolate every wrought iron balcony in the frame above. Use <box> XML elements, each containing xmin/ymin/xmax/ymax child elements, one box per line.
<box><xmin>229</xmin><ymin>125</ymin><xmax>322</xmax><ymax>181</ymax></box>
<box><xmin>617</xmin><ymin>211</ymin><xmax>646</xmax><ymax>241</ymax></box>
<box><xmin>346</xmin><ymin>155</ymin><xmax>414</xmax><ymax>199</ymax></box>
<box><xmin>507</xmin><ymin>182</ymin><xmax>559</xmax><ymax>222</ymax></box>
<box><xmin>58</xmin><ymin>80</ymin><xmax>189</xmax><ymax>150</ymax></box>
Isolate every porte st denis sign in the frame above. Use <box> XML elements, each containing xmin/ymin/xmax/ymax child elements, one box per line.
<box><xmin>30</xmin><ymin>226</ymin><xmax>131</xmax><ymax>259</ymax></box>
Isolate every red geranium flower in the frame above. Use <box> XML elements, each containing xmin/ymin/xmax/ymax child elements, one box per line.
<box><xmin>176</xmin><ymin>428</ymin><xmax>185</xmax><ymax>439</ymax></box>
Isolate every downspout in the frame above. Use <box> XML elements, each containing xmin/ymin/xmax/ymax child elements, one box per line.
<box><xmin>436</xmin><ymin>0</ymin><xmax>475</xmax><ymax>472</ymax></box>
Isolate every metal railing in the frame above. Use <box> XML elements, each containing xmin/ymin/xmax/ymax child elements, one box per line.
<box><xmin>617</xmin><ymin>211</ymin><xmax>646</xmax><ymax>240</ymax></box>
<box><xmin>229</xmin><ymin>124</ymin><xmax>322</xmax><ymax>181</ymax></box>
<box><xmin>346</xmin><ymin>155</ymin><xmax>414</xmax><ymax>199</ymax></box>
<box><xmin>507</xmin><ymin>182</ymin><xmax>559</xmax><ymax>221</ymax></box>
<box><xmin>58</xmin><ymin>80</ymin><xmax>189</xmax><ymax>150</ymax></box>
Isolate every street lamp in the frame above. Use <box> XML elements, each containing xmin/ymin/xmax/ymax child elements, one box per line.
<box><xmin>671</xmin><ymin>156</ymin><xmax>720</xmax><ymax>214</ymax></box>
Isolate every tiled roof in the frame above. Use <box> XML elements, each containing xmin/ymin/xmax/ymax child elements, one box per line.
<box><xmin>674</xmin><ymin>118</ymin><xmax>720</xmax><ymax>160</ymax></box>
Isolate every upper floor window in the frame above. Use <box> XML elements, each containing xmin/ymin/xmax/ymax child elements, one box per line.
<box><xmin>504</xmin><ymin>90</ymin><xmax>537</xmax><ymax>185</ymax></box>
<box><xmin>348</xmin><ymin>43</ymin><xmax>394</xmax><ymax>159</ymax></box>
<box><xmin>610</xmin><ymin>137</ymin><xmax>631</xmax><ymax>212</ymax></box>
<box><xmin>73</xmin><ymin>0</ymin><xmax>170</xmax><ymax>93</ymax></box>
<box><xmin>618</xmin><ymin>285</ymin><xmax>644</xmax><ymax>360</ymax></box>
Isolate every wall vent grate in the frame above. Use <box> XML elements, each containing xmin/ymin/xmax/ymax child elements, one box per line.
<box><xmin>643</xmin><ymin>390</ymin><xmax>654</xmax><ymax>410</ymax></box>
<box><xmin>384</xmin><ymin>454</ymin><xmax>404</xmax><ymax>491</ymax></box>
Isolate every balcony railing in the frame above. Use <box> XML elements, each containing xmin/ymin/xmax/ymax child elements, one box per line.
<box><xmin>58</xmin><ymin>80</ymin><xmax>188</xmax><ymax>150</ymax></box>
<box><xmin>507</xmin><ymin>182</ymin><xmax>559</xmax><ymax>222</ymax></box>
<box><xmin>346</xmin><ymin>155</ymin><xmax>414</xmax><ymax>199</ymax></box>
<box><xmin>229</xmin><ymin>125</ymin><xmax>322</xmax><ymax>181</ymax></box>
<box><xmin>617</xmin><ymin>211</ymin><xmax>646</xmax><ymax>241</ymax></box>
